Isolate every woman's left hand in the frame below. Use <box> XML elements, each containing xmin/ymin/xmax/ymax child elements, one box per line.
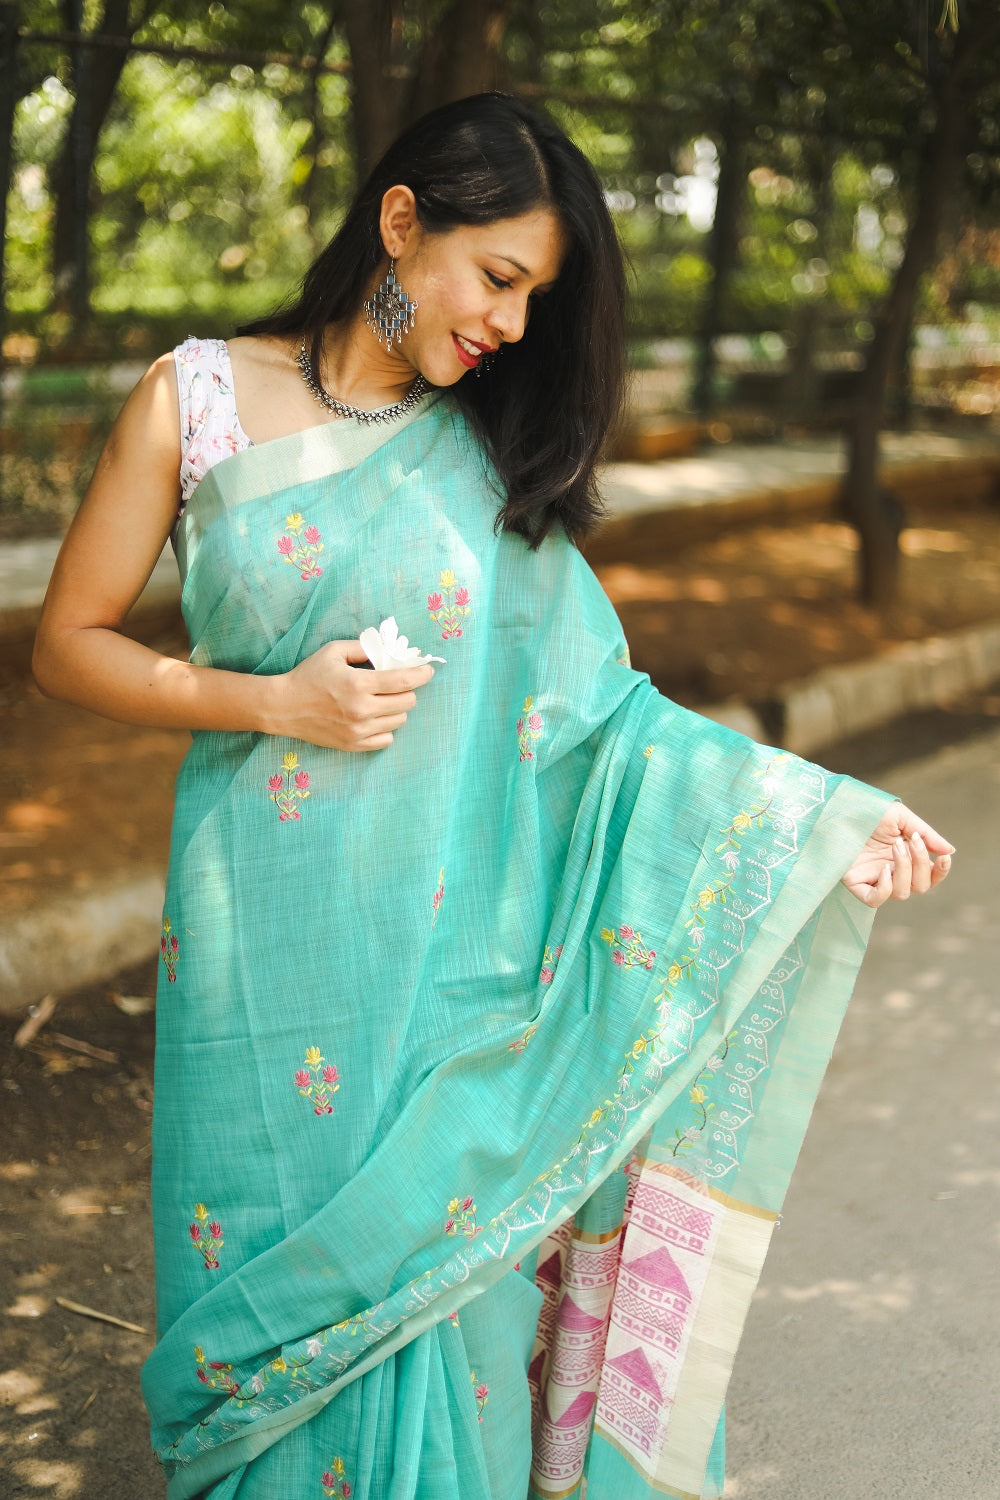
<box><xmin>841</xmin><ymin>802</ymin><xmax>954</xmax><ymax>909</ymax></box>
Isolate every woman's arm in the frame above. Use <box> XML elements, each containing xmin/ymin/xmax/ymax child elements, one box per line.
<box><xmin>32</xmin><ymin>355</ymin><xmax>432</xmax><ymax>751</ymax></box>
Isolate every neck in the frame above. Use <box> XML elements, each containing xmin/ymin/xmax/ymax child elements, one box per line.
<box><xmin>312</xmin><ymin>311</ymin><xmax>418</xmax><ymax>408</ymax></box>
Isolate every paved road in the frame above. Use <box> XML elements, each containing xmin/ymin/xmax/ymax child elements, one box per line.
<box><xmin>726</xmin><ymin>727</ymin><xmax>1000</xmax><ymax>1498</ymax></box>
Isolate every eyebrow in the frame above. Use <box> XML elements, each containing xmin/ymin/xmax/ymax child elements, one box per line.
<box><xmin>491</xmin><ymin>254</ymin><xmax>557</xmax><ymax>288</ymax></box>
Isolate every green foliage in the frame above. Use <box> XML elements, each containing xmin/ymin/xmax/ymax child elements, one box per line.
<box><xmin>4</xmin><ymin>0</ymin><xmax>1000</xmax><ymax>354</ymax></box>
<box><xmin>6</xmin><ymin>2</ymin><xmax>355</xmax><ymax>343</ymax></box>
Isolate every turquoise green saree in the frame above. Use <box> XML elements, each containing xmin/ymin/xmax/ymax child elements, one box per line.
<box><xmin>143</xmin><ymin>394</ymin><xmax>890</xmax><ymax>1499</ymax></box>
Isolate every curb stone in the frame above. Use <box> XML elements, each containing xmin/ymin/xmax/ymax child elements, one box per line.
<box><xmin>2</xmin><ymin>618</ymin><xmax>998</xmax><ymax>1018</ymax></box>
<box><xmin>0</xmin><ymin>873</ymin><xmax>166</xmax><ymax>1017</ymax></box>
<box><xmin>713</xmin><ymin>619</ymin><xmax>1000</xmax><ymax>758</ymax></box>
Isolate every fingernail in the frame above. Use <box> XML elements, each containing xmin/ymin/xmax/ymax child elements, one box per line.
<box><xmin>910</xmin><ymin>831</ymin><xmax>924</xmax><ymax>847</ymax></box>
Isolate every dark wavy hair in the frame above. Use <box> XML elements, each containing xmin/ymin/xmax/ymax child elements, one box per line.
<box><xmin>238</xmin><ymin>92</ymin><xmax>627</xmax><ymax>547</ymax></box>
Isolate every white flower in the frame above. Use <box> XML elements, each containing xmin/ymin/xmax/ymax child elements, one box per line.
<box><xmin>705</xmin><ymin>1053</ymin><xmax>725</xmax><ymax>1071</ymax></box>
<box><xmin>722</xmin><ymin>851</ymin><xmax>740</xmax><ymax>872</ymax></box>
<box><xmin>359</xmin><ymin>616</ymin><xmax>446</xmax><ymax>670</ymax></box>
<box><xmin>305</xmin><ymin>1338</ymin><xmax>322</xmax><ymax>1359</ymax></box>
<box><xmin>249</xmin><ymin>1373</ymin><xmax>265</xmax><ymax>1393</ymax></box>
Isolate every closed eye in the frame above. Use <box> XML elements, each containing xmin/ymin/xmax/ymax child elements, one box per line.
<box><xmin>485</xmin><ymin>271</ymin><xmax>513</xmax><ymax>290</ymax></box>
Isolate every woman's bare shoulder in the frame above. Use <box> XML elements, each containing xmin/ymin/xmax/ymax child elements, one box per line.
<box><xmin>225</xmin><ymin>333</ymin><xmax>320</xmax><ymax>445</ymax></box>
<box><xmin>226</xmin><ymin>334</ymin><xmax>296</xmax><ymax>376</ymax></box>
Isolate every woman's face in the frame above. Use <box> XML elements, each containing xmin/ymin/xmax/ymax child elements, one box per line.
<box><xmin>381</xmin><ymin>202</ymin><xmax>568</xmax><ymax>387</ymax></box>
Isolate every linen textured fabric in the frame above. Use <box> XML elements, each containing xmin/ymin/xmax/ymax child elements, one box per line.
<box><xmin>143</xmin><ymin>374</ymin><xmax>891</xmax><ymax>1500</ymax></box>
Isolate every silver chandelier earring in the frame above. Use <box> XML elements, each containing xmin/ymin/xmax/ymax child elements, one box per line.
<box><xmin>475</xmin><ymin>346</ymin><xmax>501</xmax><ymax>379</ymax></box>
<box><xmin>364</xmin><ymin>257</ymin><xmax>418</xmax><ymax>354</ymax></box>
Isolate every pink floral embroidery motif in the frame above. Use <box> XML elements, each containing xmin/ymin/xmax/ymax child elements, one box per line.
<box><xmin>269</xmin><ymin>751</ymin><xmax>311</xmax><ymax>821</ymax></box>
<box><xmin>189</xmin><ymin>1203</ymin><xmax>223</xmax><ymax>1270</ymax></box>
<box><xmin>432</xmin><ymin>867</ymin><xmax>445</xmax><ymax>927</ymax></box>
<box><xmin>516</xmin><ymin>696</ymin><xmax>543</xmax><ymax>761</ymax></box>
<box><xmin>320</xmin><ymin>1457</ymin><xmax>351</xmax><ymax>1497</ymax></box>
<box><xmin>447</xmin><ymin>1310</ymin><xmax>460</xmax><ymax>1326</ymax></box>
<box><xmin>444</xmin><ymin>1196</ymin><xmax>481</xmax><ymax>1237</ymax></box>
<box><xmin>601</xmin><ymin>924</ymin><xmax>656</xmax><ymax>971</ymax></box>
<box><xmin>509</xmin><ymin>1024</ymin><xmax>537</xmax><ymax>1054</ymax></box>
<box><xmin>426</xmin><ymin>568</ymin><xmax>471</xmax><ymax>639</ymax></box>
<box><xmin>194</xmin><ymin>1345</ymin><xmax>240</xmax><ymax>1393</ymax></box>
<box><xmin>190</xmin><ymin>1342</ymin><xmax>319</xmax><ymax>1409</ymax></box>
<box><xmin>277</xmin><ymin>512</ymin><xmax>323</xmax><ymax>579</ymax></box>
<box><xmin>160</xmin><ymin>917</ymin><xmax>180</xmax><ymax>981</ymax></box>
<box><xmin>470</xmin><ymin>1369</ymin><xmax>490</xmax><ymax>1422</ymax></box>
<box><xmin>295</xmin><ymin>1047</ymin><xmax>341</xmax><ymax>1115</ymax></box>
<box><xmin>539</xmin><ymin>943</ymin><xmax>563</xmax><ymax>985</ymax></box>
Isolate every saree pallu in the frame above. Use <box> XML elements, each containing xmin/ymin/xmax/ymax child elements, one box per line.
<box><xmin>143</xmin><ymin>393</ymin><xmax>891</xmax><ymax>1500</ymax></box>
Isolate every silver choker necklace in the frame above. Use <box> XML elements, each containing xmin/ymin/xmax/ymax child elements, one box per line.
<box><xmin>296</xmin><ymin>339</ymin><xmax>429</xmax><ymax>426</ymax></box>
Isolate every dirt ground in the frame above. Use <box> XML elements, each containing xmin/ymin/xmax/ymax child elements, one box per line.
<box><xmin>1</xmin><ymin>962</ymin><xmax>159</xmax><ymax>1498</ymax></box>
<box><xmin>3</xmin><ymin>500</ymin><xmax>1000</xmax><ymax>1496</ymax></box>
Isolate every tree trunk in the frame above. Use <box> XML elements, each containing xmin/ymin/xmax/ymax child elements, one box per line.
<box><xmin>0</xmin><ymin>1</ymin><xmax>22</xmax><ymax>499</ymax></box>
<box><xmin>341</xmin><ymin>0</ymin><xmax>511</xmax><ymax>183</ymax></box>
<box><xmin>405</xmin><ymin>0</ymin><xmax>511</xmax><ymax>122</ymax></box>
<box><xmin>339</xmin><ymin>0</ymin><xmax>407</xmax><ymax>181</ymax></box>
<box><xmin>782</xmin><ymin>145</ymin><xmax>833</xmax><ymax>424</ymax></box>
<box><xmin>50</xmin><ymin>0</ymin><xmax>138</xmax><ymax>330</ymax></box>
<box><xmin>842</xmin><ymin>14</ymin><xmax>998</xmax><ymax>605</ymax></box>
<box><xmin>886</xmin><ymin>316</ymin><xmax>915</xmax><ymax>431</ymax></box>
<box><xmin>0</xmin><ymin>2</ymin><xmax>20</xmax><ymax>336</ymax></box>
<box><xmin>691</xmin><ymin>101</ymin><xmax>746</xmax><ymax>420</ymax></box>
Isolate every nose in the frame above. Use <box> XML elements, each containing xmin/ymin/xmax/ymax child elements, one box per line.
<box><xmin>488</xmin><ymin>295</ymin><xmax>530</xmax><ymax>345</ymax></box>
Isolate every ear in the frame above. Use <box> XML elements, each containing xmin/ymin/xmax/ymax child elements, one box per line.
<box><xmin>379</xmin><ymin>185</ymin><xmax>420</xmax><ymax>259</ymax></box>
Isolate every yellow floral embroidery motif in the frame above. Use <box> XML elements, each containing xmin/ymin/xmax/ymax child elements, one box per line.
<box><xmin>572</xmin><ymin>758</ymin><xmax>782</xmax><ymax>1150</ymax></box>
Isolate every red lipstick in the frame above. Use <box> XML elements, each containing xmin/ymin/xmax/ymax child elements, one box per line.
<box><xmin>452</xmin><ymin>334</ymin><xmax>494</xmax><ymax>368</ymax></box>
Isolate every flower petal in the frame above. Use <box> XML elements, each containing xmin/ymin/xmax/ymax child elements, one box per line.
<box><xmin>359</xmin><ymin>626</ymin><xmax>388</xmax><ymax>670</ymax></box>
<box><xmin>360</xmin><ymin>617</ymin><xmax>445</xmax><ymax>670</ymax></box>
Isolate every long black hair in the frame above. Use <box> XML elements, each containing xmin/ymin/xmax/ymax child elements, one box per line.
<box><xmin>239</xmin><ymin>92</ymin><xmax>627</xmax><ymax>547</ymax></box>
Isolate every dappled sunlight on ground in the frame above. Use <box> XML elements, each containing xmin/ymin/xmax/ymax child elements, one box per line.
<box><xmin>0</xmin><ymin>621</ymin><xmax>189</xmax><ymax>924</ymax></box>
<box><xmin>900</xmin><ymin>526</ymin><xmax>971</xmax><ymax>554</ymax></box>
<box><xmin>776</xmin><ymin>1270</ymin><xmax>915</xmax><ymax>1318</ymax></box>
<box><xmin>1</xmin><ymin>967</ymin><xmax>160</xmax><ymax>1498</ymax></box>
<box><xmin>595</xmin><ymin>507</ymin><xmax>1000</xmax><ymax>706</ymax></box>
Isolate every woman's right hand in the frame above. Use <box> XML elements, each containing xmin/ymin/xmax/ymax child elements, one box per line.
<box><xmin>268</xmin><ymin>641</ymin><xmax>435</xmax><ymax>751</ymax></box>
<box><xmin>32</xmin><ymin>355</ymin><xmax>437</xmax><ymax>749</ymax></box>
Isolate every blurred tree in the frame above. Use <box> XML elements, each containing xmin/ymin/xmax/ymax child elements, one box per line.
<box><xmin>836</xmin><ymin>0</ymin><xmax>1000</xmax><ymax>605</ymax></box>
<box><xmin>49</xmin><ymin>0</ymin><xmax>151</xmax><ymax>329</ymax></box>
<box><xmin>340</xmin><ymin>0</ymin><xmax>513</xmax><ymax>177</ymax></box>
<box><xmin>18</xmin><ymin>0</ymin><xmax>517</xmax><ymax>340</ymax></box>
<box><xmin>0</xmin><ymin>2</ymin><xmax>21</xmax><ymax>349</ymax></box>
<box><xmin>4</xmin><ymin>0</ymin><xmax>1000</xmax><ymax>613</ymax></box>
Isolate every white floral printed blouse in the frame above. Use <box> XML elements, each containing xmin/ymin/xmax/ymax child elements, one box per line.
<box><xmin>173</xmin><ymin>336</ymin><xmax>254</xmax><ymax>518</ymax></box>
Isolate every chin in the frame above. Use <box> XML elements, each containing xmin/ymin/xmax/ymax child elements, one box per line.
<box><xmin>417</xmin><ymin>361</ymin><xmax>465</xmax><ymax>390</ymax></box>
<box><xmin>406</xmin><ymin>339</ymin><xmax>472</xmax><ymax>390</ymax></box>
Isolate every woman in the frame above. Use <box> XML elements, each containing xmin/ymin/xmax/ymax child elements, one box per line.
<box><xmin>33</xmin><ymin>93</ymin><xmax>951</xmax><ymax>1500</ymax></box>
